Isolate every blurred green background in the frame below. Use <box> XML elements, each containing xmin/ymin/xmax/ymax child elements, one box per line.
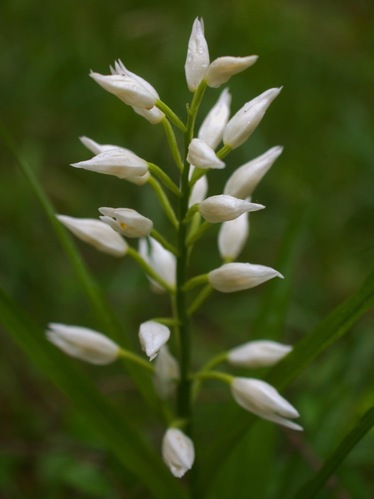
<box><xmin>1</xmin><ymin>0</ymin><xmax>373</xmax><ymax>497</ymax></box>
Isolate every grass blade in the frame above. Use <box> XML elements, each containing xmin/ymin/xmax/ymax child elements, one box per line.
<box><xmin>294</xmin><ymin>405</ymin><xmax>374</xmax><ymax>498</ymax></box>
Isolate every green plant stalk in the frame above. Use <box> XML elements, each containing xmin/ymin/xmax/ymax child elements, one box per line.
<box><xmin>118</xmin><ymin>348</ymin><xmax>155</xmax><ymax>373</ymax></box>
<box><xmin>151</xmin><ymin>228</ymin><xmax>179</xmax><ymax>256</ymax></box>
<box><xmin>161</xmin><ymin>118</ymin><xmax>184</xmax><ymax>172</ymax></box>
<box><xmin>174</xmin><ymin>81</ymin><xmax>207</xmax><ymax>434</ymax></box>
<box><xmin>148</xmin><ymin>162</ymin><xmax>181</xmax><ymax>196</ymax></box>
<box><xmin>156</xmin><ymin>99</ymin><xmax>186</xmax><ymax>132</ymax></box>
<box><xmin>147</xmin><ymin>176</ymin><xmax>178</xmax><ymax>228</ymax></box>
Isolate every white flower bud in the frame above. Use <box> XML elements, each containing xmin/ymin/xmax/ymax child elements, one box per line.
<box><xmin>228</xmin><ymin>340</ymin><xmax>292</xmax><ymax>368</ymax></box>
<box><xmin>46</xmin><ymin>323</ymin><xmax>119</xmax><ymax>365</ymax></box>
<box><xmin>205</xmin><ymin>55</ymin><xmax>258</xmax><ymax>88</ymax></box>
<box><xmin>189</xmin><ymin>175</ymin><xmax>208</xmax><ymax>207</ymax></box>
<box><xmin>224</xmin><ymin>146</ymin><xmax>283</xmax><ymax>199</ymax></box>
<box><xmin>162</xmin><ymin>428</ymin><xmax>195</xmax><ymax>478</ymax></box>
<box><xmin>71</xmin><ymin>149</ymin><xmax>149</xmax><ymax>180</ymax></box>
<box><xmin>208</xmin><ymin>262</ymin><xmax>283</xmax><ymax>293</ymax></box>
<box><xmin>57</xmin><ymin>215</ymin><xmax>128</xmax><ymax>257</ymax></box>
<box><xmin>218</xmin><ymin>212</ymin><xmax>249</xmax><ymax>260</ymax></box>
<box><xmin>79</xmin><ymin>137</ymin><xmax>150</xmax><ymax>184</ymax></box>
<box><xmin>139</xmin><ymin>238</ymin><xmax>176</xmax><ymax>293</ymax></box>
<box><xmin>111</xmin><ymin>60</ymin><xmax>165</xmax><ymax>123</ymax></box>
<box><xmin>99</xmin><ymin>207</ymin><xmax>153</xmax><ymax>238</ymax></box>
<box><xmin>231</xmin><ymin>377</ymin><xmax>302</xmax><ymax>430</ymax></box>
<box><xmin>90</xmin><ymin>71</ymin><xmax>157</xmax><ymax>109</ymax></box>
<box><xmin>153</xmin><ymin>346</ymin><xmax>180</xmax><ymax>399</ymax></box>
<box><xmin>185</xmin><ymin>18</ymin><xmax>210</xmax><ymax>92</ymax></box>
<box><xmin>223</xmin><ymin>88</ymin><xmax>282</xmax><ymax>149</ymax></box>
<box><xmin>198</xmin><ymin>89</ymin><xmax>231</xmax><ymax>149</ymax></box>
<box><xmin>138</xmin><ymin>321</ymin><xmax>170</xmax><ymax>361</ymax></box>
<box><xmin>187</xmin><ymin>138</ymin><xmax>225</xmax><ymax>170</ymax></box>
<box><xmin>199</xmin><ymin>195</ymin><xmax>264</xmax><ymax>223</ymax></box>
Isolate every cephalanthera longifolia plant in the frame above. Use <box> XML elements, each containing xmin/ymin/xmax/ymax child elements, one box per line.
<box><xmin>48</xmin><ymin>18</ymin><xmax>301</xmax><ymax>481</ymax></box>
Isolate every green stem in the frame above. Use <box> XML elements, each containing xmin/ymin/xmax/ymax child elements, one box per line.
<box><xmin>192</xmin><ymin>370</ymin><xmax>234</xmax><ymax>385</ymax></box>
<box><xmin>118</xmin><ymin>348</ymin><xmax>155</xmax><ymax>373</ymax></box>
<box><xmin>147</xmin><ymin>177</ymin><xmax>178</xmax><ymax>228</ymax></box>
<box><xmin>150</xmin><ymin>229</ymin><xmax>179</xmax><ymax>256</ymax></box>
<box><xmin>174</xmin><ymin>81</ymin><xmax>207</xmax><ymax>437</ymax></box>
<box><xmin>127</xmin><ymin>247</ymin><xmax>175</xmax><ymax>294</ymax></box>
<box><xmin>156</xmin><ymin>100</ymin><xmax>186</xmax><ymax>132</ymax></box>
<box><xmin>148</xmin><ymin>163</ymin><xmax>181</xmax><ymax>197</ymax></box>
<box><xmin>161</xmin><ymin>118</ymin><xmax>184</xmax><ymax>172</ymax></box>
<box><xmin>192</xmin><ymin>352</ymin><xmax>229</xmax><ymax>400</ymax></box>
<box><xmin>188</xmin><ymin>285</ymin><xmax>213</xmax><ymax>316</ymax></box>
<box><xmin>183</xmin><ymin>274</ymin><xmax>209</xmax><ymax>291</ymax></box>
<box><xmin>186</xmin><ymin>221</ymin><xmax>211</xmax><ymax>246</ymax></box>
<box><xmin>216</xmin><ymin>144</ymin><xmax>232</xmax><ymax>159</ymax></box>
<box><xmin>151</xmin><ymin>317</ymin><xmax>180</xmax><ymax>327</ymax></box>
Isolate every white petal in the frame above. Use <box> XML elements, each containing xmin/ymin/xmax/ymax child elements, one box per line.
<box><xmin>57</xmin><ymin>215</ymin><xmax>128</xmax><ymax>257</ymax></box>
<box><xmin>162</xmin><ymin>428</ymin><xmax>195</xmax><ymax>478</ymax></box>
<box><xmin>208</xmin><ymin>262</ymin><xmax>283</xmax><ymax>293</ymax></box>
<box><xmin>218</xmin><ymin>212</ymin><xmax>249</xmax><ymax>260</ymax></box>
<box><xmin>185</xmin><ymin>18</ymin><xmax>210</xmax><ymax>92</ymax></box>
<box><xmin>99</xmin><ymin>207</ymin><xmax>153</xmax><ymax>238</ymax></box>
<box><xmin>228</xmin><ymin>340</ymin><xmax>292</xmax><ymax>368</ymax></box>
<box><xmin>46</xmin><ymin>323</ymin><xmax>119</xmax><ymax>364</ymax></box>
<box><xmin>223</xmin><ymin>88</ymin><xmax>282</xmax><ymax>149</ymax></box>
<box><xmin>198</xmin><ymin>89</ymin><xmax>231</xmax><ymax>149</ymax></box>
<box><xmin>187</xmin><ymin>138</ymin><xmax>225</xmax><ymax>170</ymax></box>
<box><xmin>205</xmin><ymin>55</ymin><xmax>258</xmax><ymax>88</ymax></box>
<box><xmin>153</xmin><ymin>346</ymin><xmax>180</xmax><ymax>400</ymax></box>
<box><xmin>139</xmin><ymin>321</ymin><xmax>170</xmax><ymax>361</ymax></box>
<box><xmin>199</xmin><ymin>195</ymin><xmax>264</xmax><ymax>223</ymax></box>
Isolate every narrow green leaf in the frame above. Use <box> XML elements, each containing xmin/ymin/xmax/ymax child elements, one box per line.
<box><xmin>0</xmin><ymin>124</ymin><xmax>158</xmax><ymax>413</ymax></box>
<box><xmin>198</xmin><ymin>270</ymin><xmax>374</xmax><ymax>494</ymax></box>
<box><xmin>294</xmin><ymin>405</ymin><xmax>374</xmax><ymax>498</ymax></box>
<box><xmin>0</xmin><ymin>287</ymin><xmax>187</xmax><ymax>499</ymax></box>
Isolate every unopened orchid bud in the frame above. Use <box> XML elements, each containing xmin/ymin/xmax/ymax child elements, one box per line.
<box><xmin>46</xmin><ymin>323</ymin><xmax>119</xmax><ymax>365</ymax></box>
<box><xmin>218</xmin><ymin>212</ymin><xmax>249</xmax><ymax>260</ymax></box>
<box><xmin>208</xmin><ymin>262</ymin><xmax>283</xmax><ymax>293</ymax></box>
<box><xmin>198</xmin><ymin>89</ymin><xmax>231</xmax><ymax>149</ymax></box>
<box><xmin>162</xmin><ymin>428</ymin><xmax>195</xmax><ymax>478</ymax></box>
<box><xmin>111</xmin><ymin>60</ymin><xmax>165</xmax><ymax>123</ymax></box>
<box><xmin>230</xmin><ymin>377</ymin><xmax>302</xmax><ymax>430</ymax></box>
<box><xmin>189</xmin><ymin>172</ymin><xmax>208</xmax><ymax>208</ymax></box>
<box><xmin>228</xmin><ymin>340</ymin><xmax>292</xmax><ymax>368</ymax></box>
<box><xmin>199</xmin><ymin>195</ymin><xmax>264</xmax><ymax>223</ymax></box>
<box><xmin>57</xmin><ymin>215</ymin><xmax>128</xmax><ymax>257</ymax></box>
<box><xmin>138</xmin><ymin>321</ymin><xmax>170</xmax><ymax>361</ymax></box>
<box><xmin>223</xmin><ymin>88</ymin><xmax>282</xmax><ymax>149</ymax></box>
<box><xmin>71</xmin><ymin>149</ymin><xmax>149</xmax><ymax>180</ymax></box>
<box><xmin>185</xmin><ymin>18</ymin><xmax>210</xmax><ymax>92</ymax></box>
<box><xmin>187</xmin><ymin>138</ymin><xmax>225</xmax><ymax>170</ymax></box>
<box><xmin>205</xmin><ymin>55</ymin><xmax>258</xmax><ymax>88</ymax></box>
<box><xmin>90</xmin><ymin>71</ymin><xmax>157</xmax><ymax>109</ymax></box>
<box><xmin>224</xmin><ymin>146</ymin><xmax>283</xmax><ymax>199</ymax></box>
<box><xmin>153</xmin><ymin>346</ymin><xmax>180</xmax><ymax>399</ymax></box>
<box><xmin>99</xmin><ymin>207</ymin><xmax>153</xmax><ymax>238</ymax></box>
<box><xmin>139</xmin><ymin>238</ymin><xmax>176</xmax><ymax>293</ymax></box>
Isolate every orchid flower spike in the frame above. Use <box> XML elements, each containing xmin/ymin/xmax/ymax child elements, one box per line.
<box><xmin>208</xmin><ymin>262</ymin><xmax>283</xmax><ymax>293</ymax></box>
<box><xmin>231</xmin><ymin>377</ymin><xmax>302</xmax><ymax>430</ymax></box>
<box><xmin>57</xmin><ymin>215</ymin><xmax>128</xmax><ymax>257</ymax></box>
<box><xmin>185</xmin><ymin>17</ymin><xmax>210</xmax><ymax>92</ymax></box>
<box><xmin>162</xmin><ymin>428</ymin><xmax>195</xmax><ymax>478</ymax></box>
<box><xmin>46</xmin><ymin>323</ymin><xmax>120</xmax><ymax>365</ymax></box>
<box><xmin>99</xmin><ymin>207</ymin><xmax>153</xmax><ymax>238</ymax></box>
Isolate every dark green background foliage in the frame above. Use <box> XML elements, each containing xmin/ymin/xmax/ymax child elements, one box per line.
<box><xmin>1</xmin><ymin>0</ymin><xmax>373</xmax><ymax>497</ymax></box>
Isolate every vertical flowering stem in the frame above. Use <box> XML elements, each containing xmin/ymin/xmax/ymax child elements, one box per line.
<box><xmin>175</xmin><ymin>81</ymin><xmax>207</xmax><ymax>432</ymax></box>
